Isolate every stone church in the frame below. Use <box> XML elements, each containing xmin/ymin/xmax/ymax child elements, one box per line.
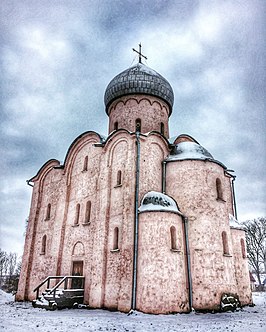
<box><xmin>16</xmin><ymin>52</ymin><xmax>252</xmax><ymax>313</ymax></box>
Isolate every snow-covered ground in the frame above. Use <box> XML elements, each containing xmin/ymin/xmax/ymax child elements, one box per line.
<box><xmin>1</xmin><ymin>290</ymin><xmax>265</xmax><ymax>332</ymax></box>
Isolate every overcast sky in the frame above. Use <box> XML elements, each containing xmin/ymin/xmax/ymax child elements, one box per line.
<box><xmin>1</xmin><ymin>0</ymin><xmax>265</xmax><ymax>256</ymax></box>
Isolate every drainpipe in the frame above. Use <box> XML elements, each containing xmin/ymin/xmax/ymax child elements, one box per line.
<box><xmin>225</xmin><ymin>170</ymin><xmax>237</xmax><ymax>220</ymax></box>
<box><xmin>132</xmin><ymin>131</ymin><xmax>140</xmax><ymax>310</ymax></box>
<box><xmin>231</xmin><ymin>176</ymin><xmax>237</xmax><ymax>220</ymax></box>
<box><xmin>161</xmin><ymin>157</ymin><xmax>193</xmax><ymax>312</ymax></box>
<box><xmin>182</xmin><ymin>216</ymin><xmax>193</xmax><ymax>312</ymax></box>
<box><xmin>162</xmin><ymin>160</ymin><xmax>166</xmax><ymax>194</ymax></box>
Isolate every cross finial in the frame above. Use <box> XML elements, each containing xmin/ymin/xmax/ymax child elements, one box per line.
<box><xmin>132</xmin><ymin>43</ymin><xmax>147</xmax><ymax>63</ymax></box>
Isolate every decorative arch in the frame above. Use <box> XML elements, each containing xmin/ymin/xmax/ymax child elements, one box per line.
<box><xmin>146</xmin><ymin>131</ymin><xmax>170</xmax><ymax>148</ymax></box>
<box><xmin>106</xmin><ymin>137</ymin><xmax>129</xmax><ymax>167</ymax></box>
<box><xmin>172</xmin><ymin>134</ymin><xmax>199</xmax><ymax>145</ymax></box>
<box><xmin>62</xmin><ymin>131</ymin><xmax>103</xmax><ymax>184</ymax></box>
<box><xmin>72</xmin><ymin>241</ymin><xmax>85</xmax><ymax>256</ymax></box>
<box><xmin>112</xmin><ymin>96</ymin><xmax>166</xmax><ymax>112</ymax></box>
<box><xmin>150</xmin><ymin>140</ymin><xmax>169</xmax><ymax>156</ymax></box>
<box><xmin>28</xmin><ymin>159</ymin><xmax>60</xmax><ymax>192</ymax></box>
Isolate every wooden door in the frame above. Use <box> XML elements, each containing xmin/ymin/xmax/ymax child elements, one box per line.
<box><xmin>71</xmin><ymin>261</ymin><xmax>83</xmax><ymax>289</ymax></box>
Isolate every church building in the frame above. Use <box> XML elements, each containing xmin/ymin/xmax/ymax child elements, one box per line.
<box><xmin>16</xmin><ymin>49</ymin><xmax>252</xmax><ymax>314</ymax></box>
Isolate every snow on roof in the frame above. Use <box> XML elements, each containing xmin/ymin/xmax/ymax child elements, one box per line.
<box><xmin>166</xmin><ymin>141</ymin><xmax>214</xmax><ymax>161</ymax></box>
<box><xmin>139</xmin><ymin>191</ymin><xmax>181</xmax><ymax>214</ymax></box>
<box><xmin>229</xmin><ymin>214</ymin><xmax>245</xmax><ymax>230</ymax></box>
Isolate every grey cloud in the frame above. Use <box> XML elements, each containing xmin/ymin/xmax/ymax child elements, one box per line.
<box><xmin>0</xmin><ymin>0</ymin><xmax>265</xmax><ymax>254</ymax></box>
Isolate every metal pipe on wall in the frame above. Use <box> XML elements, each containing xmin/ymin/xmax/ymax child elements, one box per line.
<box><xmin>162</xmin><ymin>160</ymin><xmax>166</xmax><ymax>194</ymax></box>
<box><xmin>162</xmin><ymin>157</ymin><xmax>193</xmax><ymax>312</ymax></box>
<box><xmin>231</xmin><ymin>176</ymin><xmax>238</xmax><ymax>220</ymax></box>
<box><xmin>182</xmin><ymin>216</ymin><xmax>193</xmax><ymax>312</ymax></box>
<box><xmin>132</xmin><ymin>131</ymin><xmax>140</xmax><ymax>310</ymax></box>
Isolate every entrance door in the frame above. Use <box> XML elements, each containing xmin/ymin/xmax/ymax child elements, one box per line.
<box><xmin>71</xmin><ymin>261</ymin><xmax>83</xmax><ymax>289</ymax></box>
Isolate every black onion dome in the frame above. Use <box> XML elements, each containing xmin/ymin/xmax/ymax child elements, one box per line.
<box><xmin>104</xmin><ymin>63</ymin><xmax>174</xmax><ymax>114</ymax></box>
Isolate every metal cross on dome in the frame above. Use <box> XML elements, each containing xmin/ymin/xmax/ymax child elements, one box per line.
<box><xmin>132</xmin><ymin>43</ymin><xmax>147</xmax><ymax>63</ymax></box>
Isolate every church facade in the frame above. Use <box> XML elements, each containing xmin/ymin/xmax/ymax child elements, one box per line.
<box><xmin>16</xmin><ymin>60</ymin><xmax>252</xmax><ymax>313</ymax></box>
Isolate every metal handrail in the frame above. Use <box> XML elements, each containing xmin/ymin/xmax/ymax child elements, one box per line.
<box><xmin>33</xmin><ymin>275</ymin><xmax>84</xmax><ymax>300</ymax></box>
<box><xmin>48</xmin><ymin>276</ymin><xmax>85</xmax><ymax>295</ymax></box>
<box><xmin>33</xmin><ymin>276</ymin><xmax>64</xmax><ymax>292</ymax></box>
<box><xmin>34</xmin><ymin>276</ymin><xmax>65</xmax><ymax>300</ymax></box>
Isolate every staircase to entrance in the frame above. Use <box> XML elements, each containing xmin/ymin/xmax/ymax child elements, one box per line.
<box><xmin>32</xmin><ymin>276</ymin><xmax>85</xmax><ymax>310</ymax></box>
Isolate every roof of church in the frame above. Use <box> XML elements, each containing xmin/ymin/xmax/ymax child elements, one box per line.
<box><xmin>167</xmin><ymin>141</ymin><xmax>214</xmax><ymax>161</ymax></box>
<box><xmin>166</xmin><ymin>140</ymin><xmax>227</xmax><ymax>169</ymax></box>
<box><xmin>104</xmin><ymin>63</ymin><xmax>174</xmax><ymax>114</ymax></box>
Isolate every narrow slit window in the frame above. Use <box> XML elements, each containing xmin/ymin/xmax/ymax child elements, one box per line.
<box><xmin>46</xmin><ymin>203</ymin><xmax>51</xmax><ymax>220</ymax></box>
<box><xmin>170</xmin><ymin>226</ymin><xmax>177</xmax><ymax>250</ymax></box>
<box><xmin>114</xmin><ymin>122</ymin><xmax>118</xmax><ymax>130</ymax></box>
<box><xmin>75</xmin><ymin>204</ymin><xmax>80</xmax><ymax>225</ymax></box>
<box><xmin>85</xmin><ymin>201</ymin><xmax>91</xmax><ymax>223</ymax></box>
<box><xmin>241</xmin><ymin>238</ymin><xmax>246</xmax><ymax>258</ymax></box>
<box><xmin>83</xmin><ymin>156</ymin><xmax>88</xmax><ymax>171</ymax></box>
<box><xmin>136</xmin><ymin>118</ymin><xmax>141</xmax><ymax>132</ymax></box>
<box><xmin>113</xmin><ymin>227</ymin><xmax>119</xmax><ymax>250</ymax></box>
<box><xmin>216</xmin><ymin>178</ymin><xmax>223</xmax><ymax>200</ymax></box>
<box><xmin>222</xmin><ymin>231</ymin><xmax>229</xmax><ymax>255</ymax></box>
<box><xmin>41</xmin><ymin>235</ymin><xmax>47</xmax><ymax>254</ymax></box>
<box><xmin>117</xmin><ymin>170</ymin><xmax>122</xmax><ymax>186</ymax></box>
<box><xmin>160</xmin><ymin>122</ymin><xmax>165</xmax><ymax>135</ymax></box>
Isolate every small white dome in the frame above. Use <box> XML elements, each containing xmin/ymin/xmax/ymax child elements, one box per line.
<box><xmin>139</xmin><ymin>191</ymin><xmax>181</xmax><ymax>214</ymax></box>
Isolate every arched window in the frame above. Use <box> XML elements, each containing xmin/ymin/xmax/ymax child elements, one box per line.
<box><xmin>216</xmin><ymin>178</ymin><xmax>223</xmax><ymax>200</ymax></box>
<box><xmin>85</xmin><ymin>201</ymin><xmax>91</xmax><ymax>223</ymax></box>
<box><xmin>117</xmin><ymin>170</ymin><xmax>122</xmax><ymax>186</ymax></box>
<box><xmin>41</xmin><ymin>235</ymin><xmax>47</xmax><ymax>254</ymax></box>
<box><xmin>241</xmin><ymin>238</ymin><xmax>246</xmax><ymax>258</ymax></box>
<box><xmin>114</xmin><ymin>122</ymin><xmax>118</xmax><ymax>130</ymax></box>
<box><xmin>75</xmin><ymin>204</ymin><xmax>80</xmax><ymax>225</ymax></box>
<box><xmin>136</xmin><ymin>118</ymin><xmax>141</xmax><ymax>132</ymax></box>
<box><xmin>160</xmin><ymin>122</ymin><xmax>165</xmax><ymax>135</ymax></box>
<box><xmin>46</xmin><ymin>203</ymin><xmax>51</xmax><ymax>220</ymax></box>
<box><xmin>170</xmin><ymin>226</ymin><xmax>177</xmax><ymax>250</ymax></box>
<box><xmin>83</xmin><ymin>156</ymin><xmax>88</xmax><ymax>171</ymax></box>
<box><xmin>222</xmin><ymin>231</ymin><xmax>229</xmax><ymax>255</ymax></box>
<box><xmin>113</xmin><ymin>227</ymin><xmax>119</xmax><ymax>250</ymax></box>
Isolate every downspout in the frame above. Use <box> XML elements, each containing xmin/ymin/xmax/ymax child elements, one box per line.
<box><xmin>231</xmin><ymin>176</ymin><xmax>237</xmax><ymax>220</ymax></box>
<box><xmin>132</xmin><ymin>131</ymin><xmax>140</xmax><ymax>310</ymax></box>
<box><xmin>162</xmin><ymin>157</ymin><xmax>193</xmax><ymax>312</ymax></box>
<box><xmin>225</xmin><ymin>170</ymin><xmax>237</xmax><ymax>220</ymax></box>
<box><xmin>162</xmin><ymin>160</ymin><xmax>166</xmax><ymax>194</ymax></box>
<box><xmin>182</xmin><ymin>216</ymin><xmax>193</xmax><ymax>312</ymax></box>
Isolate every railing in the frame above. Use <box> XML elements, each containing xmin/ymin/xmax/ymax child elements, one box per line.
<box><xmin>33</xmin><ymin>276</ymin><xmax>85</xmax><ymax>301</ymax></box>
